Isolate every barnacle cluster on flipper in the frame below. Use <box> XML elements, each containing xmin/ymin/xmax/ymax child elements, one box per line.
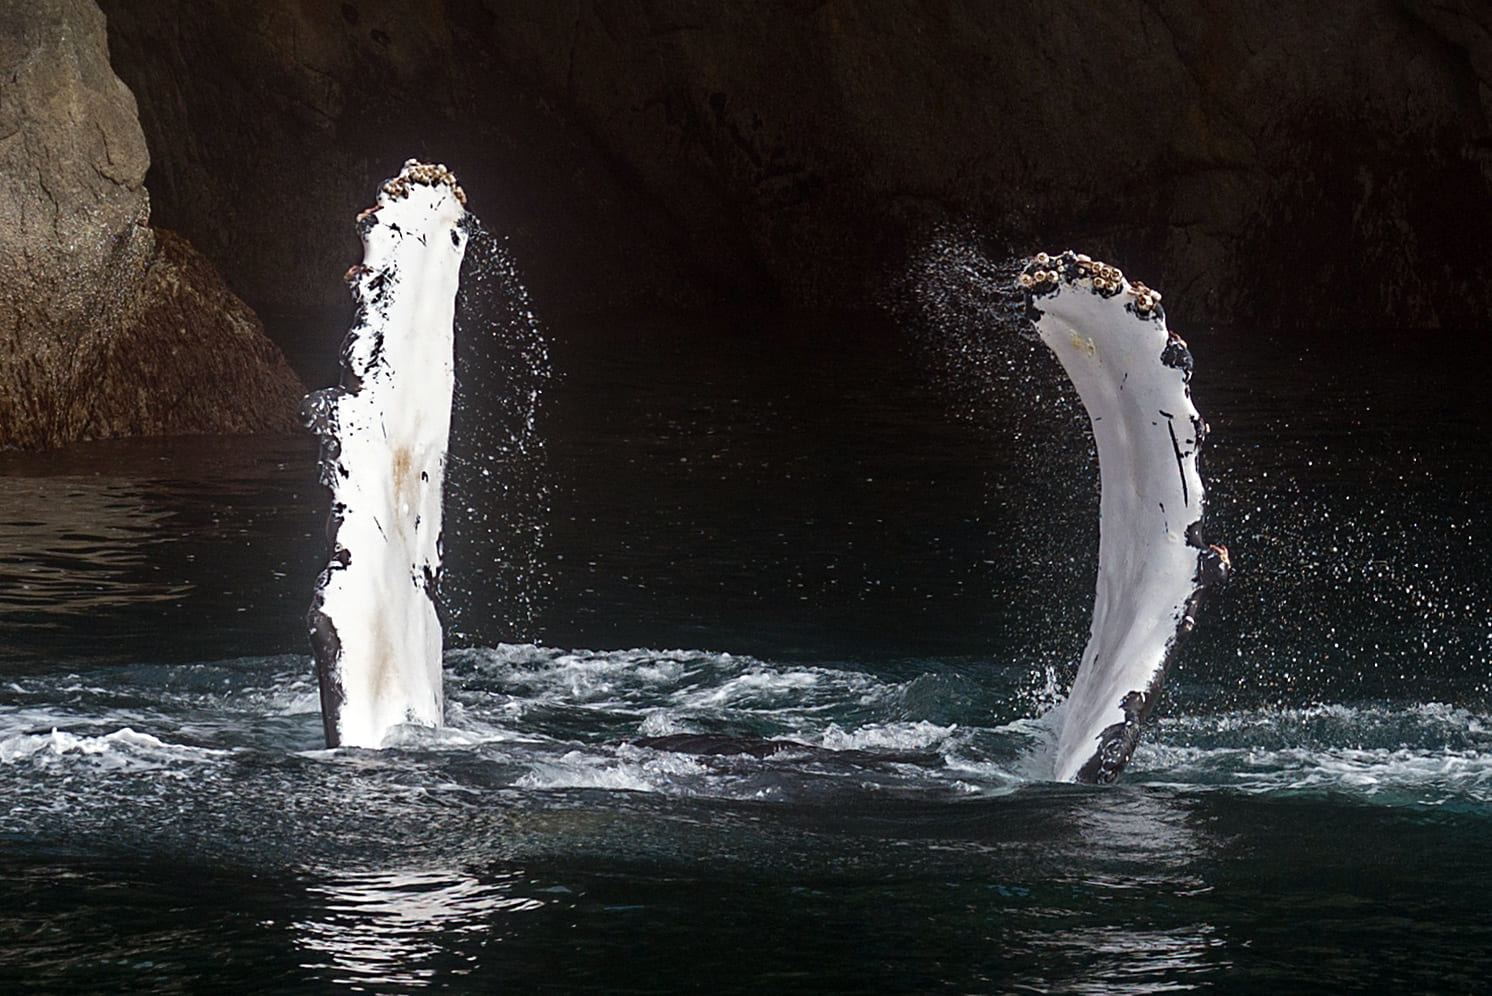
<box><xmin>379</xmin><ymin>159</ymin><xmax>467</xmax><ymax>205</ymax></box>
<box><xmin>1017</xmin><ymin>250</ymin><xmax>1164</xmax><ymax>318</ymax></box>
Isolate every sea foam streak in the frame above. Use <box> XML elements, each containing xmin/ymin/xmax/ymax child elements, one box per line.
<box><xmin>1020</xmin><ymin>252</ymin><xmax>1227</xmax><ymax>782</ymax></box>
<box><xmin>302</xmin><ymin>161</ymin><xmax>470</xmax><ymax>747</ymax></box>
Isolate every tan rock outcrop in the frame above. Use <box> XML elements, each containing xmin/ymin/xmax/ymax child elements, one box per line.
<box><xmin>0</xmin><ymin>0</ymin><xmax>302</xmax><ymax>449</ymax></box>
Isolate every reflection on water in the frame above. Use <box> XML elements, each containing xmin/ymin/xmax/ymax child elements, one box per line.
<box><xmin>1068</xmin><ymin>786</ymin><xmax>1212</xmax><ymax>879</ymax></box>
<box><xmin>0</xmin><ymin>435</ymin><xmax>320</xmax><ymax>668</ymax></box>
<box><xmin>0</xmin><ymin>477</ymin><xmax>190</xmax><ymax>616</ymax></box>
<box><xmin>296</xmin><ymin>868</ymin><xmax>549</xmax><ymax>991</ymax></box>
<box><xmin>1023</xmin><ymin>924</ymin><xmax>1224</xmax><ymax>995</ymax></box>
<box><xmin>1047</xmin><ymin>788</ymin><xmax>1223</xmax><ymax>993</ymax></box>
<box><xmin>0</xmin><ymin>317</ymin><xmax>1490</xmax><ymax>992</ymax></box>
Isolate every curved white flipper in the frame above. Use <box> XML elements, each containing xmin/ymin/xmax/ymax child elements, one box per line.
<box><xmin>302</xmin><ymin>161</ymin><xmax>469</xmax><ymax>748</ymax></box>
<box><xmin>1020</xmin><ymin>252</ymin><xmax>1227</xmax><ymax>782</ymax></box>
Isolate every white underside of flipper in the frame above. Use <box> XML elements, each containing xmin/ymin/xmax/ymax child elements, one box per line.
<box><xmin>303</xmin><ymin>161</ymin><xmax>470</xmax><ymax>748</ymax></box>
<box><xmin>1021</xmin><ymin>253</ymin><xmax>1216</xmax><ymax>783</ymax></box>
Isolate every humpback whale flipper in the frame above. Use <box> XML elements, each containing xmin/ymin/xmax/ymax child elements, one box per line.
<box><xmin>302</xmin><ymin>161</ymin><xmax>470</xmax><ymax>748</ymax></box>
<box><xmin>1020</xmin><ymin>252</ymin><xmax>1227</xmax><ymax>783</ymax></box>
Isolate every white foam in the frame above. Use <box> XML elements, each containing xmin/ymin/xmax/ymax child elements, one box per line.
<box><xmin>516</xmin><ymin>746</ymin><xmax>709</xmax><ymax>793</ymax></box>
<box><xmin>637</xmin><ymin>710</ymin><xmax>687</xmax><ymax>737</ymax></box>
<box><xmin>0</xmin><ymin>727</ymin><xmax>225</xmax><ymax>769</ymax></box>
<box><xmin>1134</xmin><ymin>702</ymin><xmax>1492</xmax><ymax>803</ymax></box>
<box><xmin>690</xmin><ymin>668</ymin><xmax>823</xmax><ymax>708</ymax></box>
<box><xmin>817</xmin><ymin>720</ymin><xmax>958</xmax><ymax>752</ymax></box>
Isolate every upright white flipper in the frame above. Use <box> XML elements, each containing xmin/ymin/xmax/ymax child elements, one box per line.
<box><xmin>302</xmin><ymin>161</ymin><xmax>470</xmax><ymax>748</ymax></box>
<box><xmin>1020</xmin><ymin>252</ymin><xmax>1227</xmax><ymax>782</ymax></box>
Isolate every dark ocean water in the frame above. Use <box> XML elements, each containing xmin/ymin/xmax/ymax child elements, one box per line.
<box><xmin>1</xmin><ymin>309</ymin><xmax>1489</xmax><ymax>993</ymax></box>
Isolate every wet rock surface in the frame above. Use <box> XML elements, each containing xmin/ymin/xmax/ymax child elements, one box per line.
<box><xmin>97</xmin><ymin>229</ymin><xmax>306</xmax><ymax>440</ymax></box>
<box><xmin>0</xmin><ymin>0</ymin><xmax>302</xmax><ymax>449</ymax></box>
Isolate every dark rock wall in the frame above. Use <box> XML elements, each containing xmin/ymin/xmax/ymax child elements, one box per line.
<box><xmin>97</xmin><ymin>0</ymin><xmax>707</xmax><ymax>317</ymax></box>
<box><xmin>99</xmin><ymin>229</ymin><xmax>307</xmax><ymax>439</ymax></box>
<box><xmin>0</xmin><ymin>0</ymin><xmax>303</xmax><ymax>449</ymax></box>
<box><xmin>99</xmin><ymin>0</ymin><xmax>1492</xmax><ymax>330</ymax></box>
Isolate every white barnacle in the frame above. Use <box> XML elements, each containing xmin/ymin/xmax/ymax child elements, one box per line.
<box><xmin>1019</xmin><ymin>272</ymin><xmax>1036</xmax><ymax>288</ymax></box>
<box><xmin>1036</xmin><ymin>252</ymin><xmax>1051</xmax><ymax>265</ymax></box>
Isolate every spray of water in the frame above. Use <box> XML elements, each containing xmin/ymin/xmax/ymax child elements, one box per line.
<box><xmin>442</xmin><ymin>218</ymin><xmax>553</xmax><ymax>647</ymax></box>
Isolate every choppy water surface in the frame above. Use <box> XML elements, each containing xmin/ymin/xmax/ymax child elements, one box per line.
<box><xmin>1</xmin><ymin>314</ymin><xmax>1489</xmax><ymax>993</ymax></box>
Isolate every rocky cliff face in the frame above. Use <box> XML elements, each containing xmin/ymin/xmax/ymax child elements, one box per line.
<box><xmin>97</xmin><ymin>0</ymin><xmax>1492</xmax><ymax>330</ymax></box>
<box><xmin>96</xmin><ymin>0</ymin><xmax>707</xmax><ymax>317</ymax></box>
<box><xmin>0</xmin><ymin>0</ymin><xmax>303</xmax><ymax>449</ymax></box>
